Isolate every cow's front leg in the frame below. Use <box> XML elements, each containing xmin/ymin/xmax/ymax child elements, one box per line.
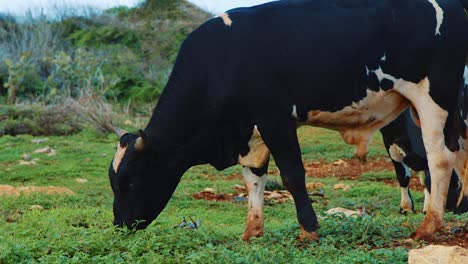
<box><xmin>242</xmin><ymin>162</ymin><xmax>269</xmax><ymax>242</ymax></box>
<box><xmin>258</xmin><ymin>118</ymin><xmax>319</xmax><ymax>242</ymax></box>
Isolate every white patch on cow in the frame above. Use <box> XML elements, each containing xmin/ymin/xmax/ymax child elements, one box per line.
<box><xmin>427</xmin><ymin>0</ymin><xmax>444</xmax><ymax>35</ymax></box>
<box><xmin>400</xmin><ymin>186</ymin><xmax>413</xmax><ymax>212</ymax></box>
<box><xmin>394</xmin><ymin>76</ymin><xmax>454</xmax><ymax>223</ymax></box>
<box><xmin>423</xmin><ymin>188</ymin><xmax>430</xmax><ymax>213</ymax></box>
<box><xmin>389</xmin><ymin>143</ymin><xmax>406</xmax><ymax>162</ymax></box>
<box><xmin>381</xmin><ymin>53</ymin><xmax>387</xmax><ymax>62</ymax></box>
<box><xmin>304</xmin><ymin>89</ymin><xmax>409</xmax><ymax>160</ymax></box>
<box><xmin>238</xmin><ymin>126</ymin><xmax>270</xmax><ymax>168</ymax></box>
<box><xmin>459</xmin><ymin>137</ymin><xmax>466</xmax><ymax>152</ymax></box>
<box><xmin>365</xmin><ymin>66</ymin><xmax>370</xmax><ymax>76</ymax></box>
<box><xmin>219</xmin><ymin>13</ymin><xmax>233</xmax><ymax>27</ymax></box>
<box><xmin>292</xmin><ymin>105</ymin><xmax>298</xmax><ymax>119</ymax></box>
<box><xmin>242</xmin><ymin>167</ymin><xmax>267</xmax><ymax>241</ymax></box>
<box><xmin>112</xmin><ymin>143</ymin><xmax>127</xmax><ymax>173</ymax></box>
<box><xmin>373</xmin><ymin>66</ymin><xmax>397</xmax><ymax>83</ymax></box>
<box><xmin>464</xmin><ymin>66</ymin><xmax>468</xmax><ymax>86</ymax></box>
<box><xmin>403</xmin><ymin>164</ymin><xmax>411</xmax><ymax>178</ymax></box>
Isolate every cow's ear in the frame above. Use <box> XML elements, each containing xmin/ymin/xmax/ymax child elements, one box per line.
<box><xmin>134</xmin><ymin>129</ymin><xmax>148</xmax><ymax>152</ymax></box>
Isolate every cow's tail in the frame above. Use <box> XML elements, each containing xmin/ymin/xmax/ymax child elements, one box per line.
<box><xmin>461</xmin><ymin>0</ymin><xmax>468</xmax><ymax>11</ymax></box>
<box><xmin>459</xmin><ymin>68</ymin><xmax>468</xmax><ymax>206</ymax></box>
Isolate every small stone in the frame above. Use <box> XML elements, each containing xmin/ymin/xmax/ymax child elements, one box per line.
<box><xmin>22</xmin><ymin>153</ymin><xmax>31</xmax><ymax>161</ymax></box>
<box><xmin>76</xmin><ymin>178</ymin><xmax>88</xmax><ymax>184</ymax></box>
<box><xmin>333</xmin><ymin>159</ymin><xmax>348</xmax><ymax>166</ymax></box>
<box><xmin>203</xmin><ymin>188</ymin><xmax>215</xmax><ymax>193</ymax></box>
<box><xmin>31</xmin><ymin>138</ymin><xmax>49</xmax><ymax>144</ymax></box>
<box><xmin>333</xmin><ymin>183</ymin><xmax>351</xmax><ymax>191</ymax></box>
<box><xmin>326</xmin><ymin>207</ymin><xmax>361</xmax><ymax>218</ymax></box>
<box><xmin>30</xmin><ymin>205</ymin><xmax>44</xmax><ymax>211</ymax></box>
<box><xmin>306</xmin><ymin>182</ymin><xmax>324</xmax><ymax>191</ymax></box>
<box><xmin>34</xmin><ymin>147</ymin><xmax>56</xmax><ymax>156</ymax></box>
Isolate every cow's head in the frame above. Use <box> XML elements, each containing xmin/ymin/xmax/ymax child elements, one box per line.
<box><xmin>108</xmin><ymin>128</ymin><xmax>184</xmax><ymax>230</ymax></box>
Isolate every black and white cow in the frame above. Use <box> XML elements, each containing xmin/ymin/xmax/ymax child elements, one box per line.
<box><xmin>109</xmin><ymin>0</ymin><xmax>468</xmax><ymax>242</ymax></box>
<box><xmin>381</xmin><ymin>108</ymin><xmax>468</xmax><ymax>215</ymax></box>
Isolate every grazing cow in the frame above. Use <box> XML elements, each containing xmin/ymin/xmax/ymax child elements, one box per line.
<box><xmin>109</xmin><ymin>0</ymin><xmax>468</xmax><ymax>242</ymax></box>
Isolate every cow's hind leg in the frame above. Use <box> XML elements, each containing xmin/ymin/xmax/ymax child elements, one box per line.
<box><xmin>257</xmin><ymin>118</ymin><xmax>319</xmax><ymax>242</ymax></box>
<box><xmin>242</xmin><ymin>159</ymin><xmax>269</xmax><ymax>242</ymax></box>
<box><xmin>395</xmin><ymin>77</ymin><xmax>456</xmax><ymax>239</ymax></box>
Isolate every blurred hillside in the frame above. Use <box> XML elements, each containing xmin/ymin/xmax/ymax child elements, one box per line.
<box><xmin>0</xmin><ymin>0</ymin><xmax>211</xmax><ymax>106</ymax></box>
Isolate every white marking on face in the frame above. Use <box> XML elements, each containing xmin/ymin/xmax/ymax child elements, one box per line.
<box><xmin>427</xmin><ymin>0</ymin><xmax>444</xmax><ymax>35</ymax></box>
<box><xmin>400</xmin><ymin>186</ymin><xmax>413</xmax><ymax>212</ymax></box>
<box><xmin>242</xmin><ymin>167</ymin><xmax>267</xmax><ymax>241</ymax></box>
<box><xmin>365</xmin><ymin>66</ymin><xmax>370</xmax><ymax>76</ymax></box>
<box><xmin>389</xmin><ymin>143</ymin><xmax>406</xmax><ymax>163</ymax></box>
<box><xmin>423</xmin><ymin>188</ymin><xmax>430</xmax><ymax>213</ymax></box>
<box><xmin>238</xmin><ymin>126</ymin><xmax>270</xmax><ymax>168</ymax></box>
<box><xmin>113</xmin><ymin>143</ymin><xmax>127</xmax><ymax>173</ymax></box>
<box><xmin>219</xmin><ymin>13</ymin><xmax>233</xmax><ymax>26</ymax></box>
<box><xmin>292</xmin><ymin>105</ymin><xmax>298</xmax><ymax>119</ymax></box>
<box><xmin>373</xmin><ymin>66</ymin><xmax>397</xmax><ymax>83</ymax></box>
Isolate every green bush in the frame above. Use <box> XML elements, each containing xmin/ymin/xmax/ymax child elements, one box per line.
<box><xmin>0</xmin><ymin>104</ymin><xmax>85</xmax><ymax>136</ymax></box>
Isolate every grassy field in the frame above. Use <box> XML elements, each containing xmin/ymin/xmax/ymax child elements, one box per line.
<box><xmin>0</xmin><ymin>127</ymin><xmax>466</xmax><ymax>263</ymax></box>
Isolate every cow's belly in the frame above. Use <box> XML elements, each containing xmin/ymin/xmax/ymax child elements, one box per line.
<box><xmin>304</xmin><ymin>89</ymin><xmax>410</xmax><ymax>160</ymax></box>
<box><xmin>238</xmin><ymin>89</ymin><xmax>409</xmax><ymax>168</ymax></box>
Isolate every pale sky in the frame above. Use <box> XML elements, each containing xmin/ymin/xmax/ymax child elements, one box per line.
<box><xmin>0</xmin><ymin>0</ymin><xmax>274</xmax><ymax>16</ymax></box>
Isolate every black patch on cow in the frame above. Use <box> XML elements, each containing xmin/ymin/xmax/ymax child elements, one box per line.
<box><xmin>380</xmin><ymin>79</ymin><xmax>394</xmax><ymax>91</ymax></box>
<box><xmin>367</xmin><ymin>72</ymin><xmax>380</xmax><ymax>91</ymax></box>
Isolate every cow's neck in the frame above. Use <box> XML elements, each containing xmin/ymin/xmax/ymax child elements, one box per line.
<box><xmin>143</xmin><ymin>75</ymin><xmax>210</xmax><ymax>166</ymax></box>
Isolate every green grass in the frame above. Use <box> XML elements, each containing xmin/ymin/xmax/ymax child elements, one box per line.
<box><xmin>0</xmin><ymin>127</ymin><xmax>466</xmax><ymax>263</ymax></box>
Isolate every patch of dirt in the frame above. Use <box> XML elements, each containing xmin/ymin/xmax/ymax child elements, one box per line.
<box><xmin>304</xmin><ymin>157</ymin><xmax>394</xmax><ymax>179</ymax></box>
<box><xmin>0</xmin><ymin>185</ymin><xmax>75</xmax><ymax>196</ymax></box>
<box><xmin>394</xmin><ymin>224</ymin><xmax>468</xmax><ymax>249</ymax></box>
<box><xmin>192</xmin><ymin>191</ymin><xmax>235</xmax><ymax>202</ymax></box>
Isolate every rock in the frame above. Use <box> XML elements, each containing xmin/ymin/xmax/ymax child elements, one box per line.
<box><xmin>333</xmin><ymin>159</ymin><xmax>348</xmax><ymax>166</ymax></box>
<box><xmin>203</xmin><ymin>187</ymin><xmax>215</xmax><ymax>193</ymax></box>
<box><xmin>22</xmin><ymin>153</ymin><xmax>31</xmax><ymax>161</ymax></box>
<box><xmin>326</xmin><ymin>207</ymin><xmax>361</xmax><ymax>217</ymax></box>
<box><xmin>333</xmin><ymin>183</ymin><xmax>351</xmax><ymax>191</ymax></box>
<box><xmin>408</xmin><ymin>245</ymin><xmax>468</xmax><ymax>264</ymax></box>
<box><xmin>19</xmin><ymin>158</ymin><xmax>39</xmax><ymax>166</ymax></box>
<box><xmin>34</xmin><ymin>147</ymin><xmax>56</xmax><ymax>156</ymax></box>
<box><xmin>75</xmin><ymin>178</ymin><xmax>88</xmax><ymax>184</ymax></box>
<box><xmin>31</xmin><ymin>138</ymin><xmax>49</xmax><ymax>144</ymax></box>
<box><xmin>306</xmin><ymin>182</ymin><xmax>324</xmax><ymax>190</ymax></box>
<box><xmin>30</xmin><ymin>205</ymin><xmax>44</xmax><ymax>211</ymax></box>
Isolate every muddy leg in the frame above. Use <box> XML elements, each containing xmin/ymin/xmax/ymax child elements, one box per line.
<box><xmin>242</xmin><ymin>160</ymin><xmax>269</xmax><ymax>242</ymax></box>
<box><xmin>395</xmin><ymin>77</ymin><xmax>454</xmax><ymax>239</ymax></box>
<box><xmin>258</xmin><ymin>119</ymin><xmax>319</xmax><ymax>242</ymax></box>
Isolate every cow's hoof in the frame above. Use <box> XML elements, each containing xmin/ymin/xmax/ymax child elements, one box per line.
<box><xmin>242</xmin><ymin>229</ymin><xmax>263</xmax><ymax>242</ymax></box>
<box><xmin>299</xmin><ymin>228</ymin><xmax>319</xmax><ymax>243</ymax></box>
<box><xmin>399</xmin><ymin>208</ymin><xmax>415</xmax><ymax>215</ymax></box>
<box><xmin>410</xmin><ymin>230</ymin><xmax>434</xmax><ymax>241</ymax></box>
